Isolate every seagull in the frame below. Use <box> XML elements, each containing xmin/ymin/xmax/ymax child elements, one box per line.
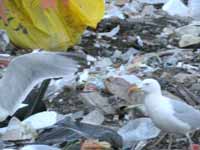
<box><xmin>128</xmin><ymin>79</ymin><xmax>200</xmax><ymax>149</ymax></box>
<box><xmin>0</xmin><ymin>51</ymin><xmax>85</xmax><ymax>122</ymax></box>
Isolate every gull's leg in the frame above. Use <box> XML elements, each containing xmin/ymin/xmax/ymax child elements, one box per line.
<box><xmin>186</xmin><ymin>133</ymin><xmax>193</xmax><ymax>150</ymax></box>
<box><xmin>168</xmin><ymin>134</ymin><xmax>173</xmax><ymax>150</ymax></box>
<box><xmin>150</xmin><ymin>132</ymin><xmax>167</xmax><ymax>148</ymax></box>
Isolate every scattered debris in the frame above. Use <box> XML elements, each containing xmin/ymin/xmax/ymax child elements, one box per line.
<box><xmin>104</xmin><ymin>76</ymin><xmax>142</xmax><ymax>104</ymax></box>
<box><xmin>81</xmin><ymin>109</ymin><xmax>105</xmax><ymax>125</ymax></box>
<box><xmin>98</xmin><ymin>25</ymin><xmax>120</xmax><ymax>38</ymax></box>
<box><xmin>0</xmin><ymin>0</ymin><xmax>200</xmax><ymax>149</ymax></box>
<box><xmin>81</xmin><ymin>139</ymin><xmax>111</xmax><ymax>150</ymax></box>
<box><xmin>139</xmin><ymin>0</ymin><xmax>168</xmax><ymax>4</ymax></box>
<box><xmin>175</xmin><ymin>22</ymin><xmax>200</xmax><ymax>47</ymax></box>
<box><xmin>118</xmin><ymin>118</ymin><xmax>161</xmax><ymax>149</ymax></box>
<box><xmin>162</xmin><ymin>0</ymin><xmax>189</xmax><ymax>17</ymax></box>
<box><xmin>37</xmin><ymin>117</ymin><xmax>123</xmax><ymax>149</ymax></box>
<box><xmin>23</xmin><ymin>111</ymin><xmax>64</xmax><ymax>129</ymax></box>
<box><xmin>1</xmin><ymin>117</ymin><xmax>36</xmax><ymax>141</ymax></box>
<box><xmin>80</xmin><ymin>92</ymin><xmax>115</xmax><ymax>114</ymax></box>
<box><xmin>21</xmin><ymin>145</ymin><xmax>61</xmax><ymax>150</ymax></box>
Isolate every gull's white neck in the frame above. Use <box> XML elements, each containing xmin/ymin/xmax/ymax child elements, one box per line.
<box><xmin>144</xmin><ymin>89</ymin><xmax>164</xmax><ymax>112</ymax></box>
<box><xmin>146</xmin><ymin>89</ymin><xmax>162</xmax><ymax>96</ymax></box>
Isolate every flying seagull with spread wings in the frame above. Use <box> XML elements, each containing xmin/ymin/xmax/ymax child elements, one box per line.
<box><xmin>0</xmin><ymin>51</ymin><xmax>85</xmax><ymax>121</ymax></box>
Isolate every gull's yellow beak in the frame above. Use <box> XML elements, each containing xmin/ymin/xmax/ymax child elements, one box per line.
<box><xmin>128</xmin><ymin>85</ymin><xmax>141</xmax><ymax>94</ymax></box>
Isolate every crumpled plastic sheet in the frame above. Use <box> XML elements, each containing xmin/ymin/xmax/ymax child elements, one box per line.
<box><xmin>118</xmin><ymin>118</ymin><xmax>160</xmax><ymax>148</ymax></box>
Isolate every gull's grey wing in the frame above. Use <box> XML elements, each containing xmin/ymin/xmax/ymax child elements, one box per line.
<box><xmin>169</xmin><ymin>98</ymin><xmax>200</xmax><ymax>130</ymax></box>
<box><xmin>0</xmin><ymin>52</ymin><xmax>85</xmax><ymax>120</ymax></box>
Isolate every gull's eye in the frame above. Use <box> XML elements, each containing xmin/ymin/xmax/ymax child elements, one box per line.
<box><xmin>144</xmin><ymin>83</ymin><xmax>150</xmax><ymax>86</ymax></box>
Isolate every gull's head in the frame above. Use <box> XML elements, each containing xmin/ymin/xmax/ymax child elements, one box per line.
<box><xmin>129</xmin><ymin>79</ymin><xmax>161</xmax><ymax>95</ymax></box>
<box><xmin>140</xmin><ymin>79</ymin><xmax>161</xmax><ymax>94</ymax></box>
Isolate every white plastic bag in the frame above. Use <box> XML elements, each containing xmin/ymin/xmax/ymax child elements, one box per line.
<box><xmin>162</xmin><ymin>0</ymin><xmax>189</xmax><ymax>17</ymax></box>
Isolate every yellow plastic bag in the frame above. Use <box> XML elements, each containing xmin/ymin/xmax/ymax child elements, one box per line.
<box><xmin>0</xmin><ymin>0</ymin><xmax>104</xmax><ymax>50</ymax></box>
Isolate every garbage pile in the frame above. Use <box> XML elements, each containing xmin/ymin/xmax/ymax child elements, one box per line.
<box><xmin>0</xmin><ymin>0</ymin><xmax>200</xmax><ymax>150</ymax></box>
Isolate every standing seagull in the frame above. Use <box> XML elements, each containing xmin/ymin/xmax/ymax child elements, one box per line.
<box><xmin>0</xmin><ymin>51</ymin><xmax>85</xmax><ymax>122</ymax></box>
<box><xmin>129</xmin><ymin>79</ymin><xmax>200</xmax><ymax>149</ymax></box>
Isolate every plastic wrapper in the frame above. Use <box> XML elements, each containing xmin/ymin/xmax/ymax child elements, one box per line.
<box><xmin>0</xmin><ymin>0</ymin><xmax>104</xmax><ymax>50</ymax></box>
